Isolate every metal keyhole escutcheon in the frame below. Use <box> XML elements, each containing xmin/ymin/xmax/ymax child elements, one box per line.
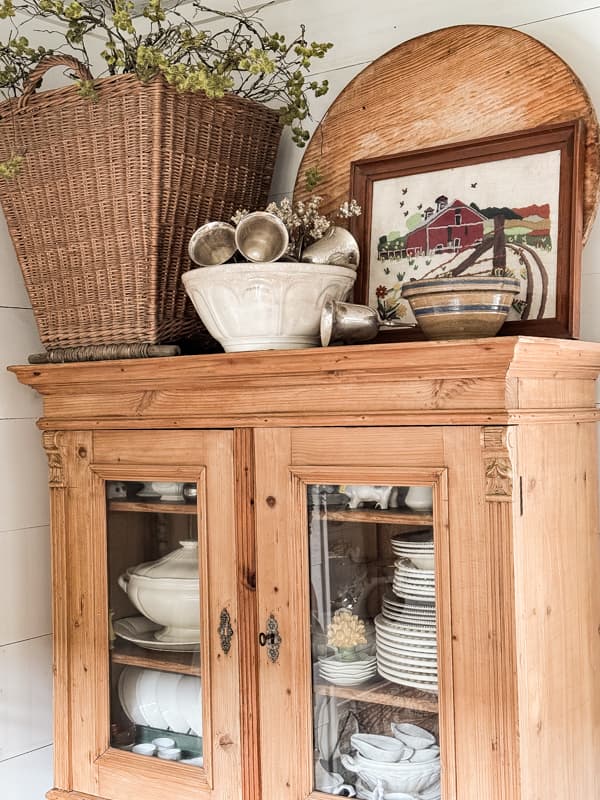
<box><xmin>259</xmin><ymin>613</ymin><xmax>281</xmax><ymax>663</ymax></box>
<box><xmin>218</xmin><ymin>608</ymin><xmax>234</xmax><ymax>655</ymax></box>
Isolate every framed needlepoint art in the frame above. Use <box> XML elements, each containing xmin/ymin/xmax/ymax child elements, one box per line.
<box><xmin>350</xmin><ymin>120</ymin><xmax>585</xmax><ymax>340</ymax></box>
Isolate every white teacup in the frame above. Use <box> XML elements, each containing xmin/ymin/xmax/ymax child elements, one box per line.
<box><xmin>152</xmin><ymin>736</ymin><xmax>175</xmax><ymax>749</ymax></box>
<box><xmin>132</xmin><ymin>743</ymin><xmax>156</xmax><ymax>756</ymax></box>
<box><xmin>404</xmin><ymin>486</ymin><xmax>433</xmax><ymax>510</ymax></box>
<box><xmin>158</xmin><ymin>747</ymin><xmax>182</xmax><ymax>761</ymax></box>
<box><xmin>151</xmin><ymin>482</ymin><xmax>185</xmax><ymax>503</ymax></box>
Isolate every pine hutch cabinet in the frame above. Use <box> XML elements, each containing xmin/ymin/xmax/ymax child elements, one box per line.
<box><xmin>10</xmin><ymin>336</ymin><xmax>600</xmax><ymax>800</ymax></box>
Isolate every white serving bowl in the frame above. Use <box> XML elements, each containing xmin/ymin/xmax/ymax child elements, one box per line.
<box><xmin>391</xmin><ymin>722</ymin><xmax>437</xmax><ymax>750</ymax></box>
<box><xmin>409</xmin><ymin>746</ymin><xmax>440</xmax><ymax>763</ymax></box>
<box><xmin>118</xmin><ymin>541</ymin><xmax>200</xmax><ymax>643</ymax></box>
<box><xmin>342</xmin><ymin>753</ymin><xmax>440</xmax><ymax>795</ymax></box>
<box><xmin>350</xmin><ymin>733</ymin><xmax>408</xmax><ymax>762</ymax></box>
<box><xmin>182</xmin><ymin>262</ymin><xmax>355</xmax><ymax>352</ymax></box>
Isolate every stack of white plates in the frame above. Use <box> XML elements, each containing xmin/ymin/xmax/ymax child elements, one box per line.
<box><xmin>392</xmin><ymin>561</ymin><xmax>436</xmax><ymax>603</ymax></box>
<box><xmin>318</xmin><ymin>652</ymin><xmax>377</xmax><ymax>686</ymax></box>
<box><xmin>118</xmin><ymin>666</ymin><xmax>202</xmax><ymax>736</ymax></box>
<box><xmin>374</xmin><ymin>614</ymin><xmax>438</xmax><ymax>693</ymax></box>
<box><xmin>391</xmin><ymin>533</ymin><xmax>435</xmax><ymax>571</ymax></box>
<box><xmin>381</xmin><ymin>593</ymin><xmax>436</xmax><ymax>625</ymax></box>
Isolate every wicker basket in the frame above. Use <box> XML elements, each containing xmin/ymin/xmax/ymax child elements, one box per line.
<box><xmin>0</xmin><ymin>56</ymin><xmax>282</xmax><ymax>358</ymax></box>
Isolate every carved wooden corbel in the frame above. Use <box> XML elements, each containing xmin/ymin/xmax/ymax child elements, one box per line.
<box><xmin>42</xmin><ymin>430</ymin><xmax>66</xmax><ymax>488</ymax></box>
<box><xmin>481</xmin><ymin>426</ymin><xmax>514</xmax><ymax>501</ymax></box>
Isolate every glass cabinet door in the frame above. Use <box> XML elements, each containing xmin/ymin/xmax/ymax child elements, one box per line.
<box><xmin>106</xmin><ymin>479</ymin><xmax>204</xmax><ymax>767</ymax></box>
<box><xmin>75</xmin><ymin>429</ymin><xmax>242</xmax><ymax>800</ymax></box>
<box><xmin>307</xmin><ymin>482</ymin><xmax>442</xmax><ymax>800</ymax></box>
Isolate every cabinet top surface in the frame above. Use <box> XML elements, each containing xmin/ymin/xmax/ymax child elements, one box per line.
<box><xmin>9</xmin><ymin>336</ymin><xmax>600</xmax><ymax>429</ymax></box>
<box><xmin>11</xmin><ymin>336</ymin><xmax>600</xmax><ymax>385</ymax></box>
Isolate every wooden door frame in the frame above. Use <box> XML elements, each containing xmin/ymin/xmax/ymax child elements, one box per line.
<box><xmin>53</xmin><ymin>429</ymin><xmax>243</xmax><ymax>800</ymax></box>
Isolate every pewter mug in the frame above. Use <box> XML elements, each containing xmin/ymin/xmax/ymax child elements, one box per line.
<box><xmin>188</xmin><ymin>221</ymin><xmax>237</xmax><ymax>267</ymax></box>
<box><xmin>321</xmin><ymin>299</ymin><xmax>416</xmax><ymax>346</ymax></box>
<box><xmin>320</xmin><ymin>299</ymin><xmax>379</xmax><ymax>346</ymax></box>
<box><xmin>301</xmin><ymin>225</ymin><xmax>360</xmax><ymax>269</ymax></box>
<box><xmin>234</xmin><ymin>211</ymin><xmax>289</xmax><ymax>262</ymax></box>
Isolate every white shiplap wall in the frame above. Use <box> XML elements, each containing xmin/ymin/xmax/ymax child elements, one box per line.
<box><xmin>1</xmin><ymin>2</ymin><xmax>600</xmax><ymax>797</ymax></box>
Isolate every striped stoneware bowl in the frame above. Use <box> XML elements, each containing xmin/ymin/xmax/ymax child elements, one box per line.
<box><xmin>400</xmin><ymin>276</ymin><xmax>520</xmax><ymax>340</ymax></box>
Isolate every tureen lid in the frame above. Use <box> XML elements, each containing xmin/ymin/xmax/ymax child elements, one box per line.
<box><xmin>129</xmin><ymin>540</ymin><xmax>199</xmax><ymax>581</ymax></box>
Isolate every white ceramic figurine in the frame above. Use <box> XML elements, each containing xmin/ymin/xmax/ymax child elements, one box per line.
<box><xmin>340</xmin><ymin>485</ymin><xmax>394</xmax><ymax>509</ymax></box>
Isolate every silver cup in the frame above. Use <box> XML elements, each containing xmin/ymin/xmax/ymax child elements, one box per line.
<box><xmin>188</xmin><ymin>221</ymin><xmax>237</xmax><ymax>267</ymax></box>
<box><xmin>234</xmin><ymin>211</ymin><xmax>289</xmax><ymax>263</ymax></box>
<box><xmin>321</xmin><ymin>299</ymin><xmax>415</xmax><ymax>346</ymax></box>
<box><xmin>320</xmin><ymin>299</ymin><xmax>380</xmax><ymax>346</ymax></box>
<box><xmin>301</xmin><ymin>225</ymin><xmax>360</xmax><ymax>269</ymax></box>
<box><xmin>188</xmin><ymin>222</ymin><xmax>236</xmax><ymax>267</ymax></box>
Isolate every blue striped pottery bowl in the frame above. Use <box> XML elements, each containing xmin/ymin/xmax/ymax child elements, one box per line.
<box><xmin>400</xmin><ymin>276</ymin><xmax>520</xmax><ymax>340</ymax></box>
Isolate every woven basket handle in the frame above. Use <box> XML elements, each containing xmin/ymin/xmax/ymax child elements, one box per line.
<box><xmin>17</xmin><ymin>55</ymin><xmax>94</xmax><ymax>112</ymax></box>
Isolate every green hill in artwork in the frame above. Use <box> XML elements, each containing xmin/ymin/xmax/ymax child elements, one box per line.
<box><xmin>470</xmin><ymin>202</ymin><xmax>523</xmax><ymax>220</ymax></box>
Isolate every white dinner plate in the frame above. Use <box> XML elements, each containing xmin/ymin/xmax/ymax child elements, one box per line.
<box><xmin>176</xmin><ymin>674</ymin><xmax>203</xmax><ymax>736</ymax></box>
<box><xmin>377</xmin><ymin>641</ymin><xmax>437</xmax><ymax>664</ymax></box>
<box><xmin>114</xmin><ymin>616</ymin><xmax>201</xmax><ymax>653</ymax></box>
<box><xmin>393</xmin><ymin>585</ymin><xmax>436</xmax><ymax>600</ymax></box>
<box><xmin>382</xmin><ymin>611</ymin><xmax>436</xmax><ymax>623</ymax></box>
<box><xmin>319</xmin><ymin>672</ymin><xmax>376</xmax><ymax>686</ymax></box>
<box><xmin>383</xmin><ymin>595</ymin><xmax>435</xmax><ymax>611</ymax></box>
<box><xmin>393</xmin><ymin>571</ymin><xmax>436</xmax><ymax>584</ymax></box>
<box><xmin>376</xmin><ymin>664</ymin><xmax>438</xmax><ymax>693</ymax></box>
<box><xmin>375</xmin><ymin>616</ymin><xmax>437</xmax><ymax>639</ymax></box>
<box><xmin>377</xmin><ymin>662</ymin><xmax>438</xmax><ymax>680</ymax></box>
<box><xmin>156</xmin><ymin>672</ymin><xmax>189</xmax><ymax>734</ymax></box>
<box><xmin>381</xmin><ymin>620</ymin><xmax>436</xmax><ymax>632</ymax></box>
<box><xmin>376</xmin><ymin>652</ymin><xmax>439</xmax><ymax>674</ymax></box>
<box><xmin>392</xmin><ymin>541</ymin><xmax>434</xmax><ymax>550</ymax></box>
<box><xmin>393</xmin><ymin>582</ymin><xmax>436</xmax><ymax>595</ymax></box>
<box><xmin>382</xmin><ymin>604</ymin><xmax>436</xmax><ymax>617</ymax></box>
<box><xmin>319</xmin><ymin>662</ymin><xmax>377</xmax><ymax>672</ymax></box>
<box><xmin>137</xmin><ymin>668</ymin><xmax>168</xmax><ymax>729</ymax></box>
<box><xmin>118</xmin><ymin>667</ymin><xmax>146</xmax><ymax>726</ymax></box>
<box><xmin>395</xmin><ymin>562</ymin><xmax>435</xmax><ymax>577</ymax></box>
<box><xmin>376</xmin><ymin>635</ymin><xmax>438</xmax><ymax>652</ymax></box>
<box><xmin>391</xmin><ymin>533</ymin><xmax>433</xmax><ymax>544</ymax></box>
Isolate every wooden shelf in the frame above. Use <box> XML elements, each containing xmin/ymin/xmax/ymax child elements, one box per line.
<box><xmin>313</xmin><ymin>677</ymin><xmax>438</xmax><ymax>713</ymax></box>
<box><xmin>321</xmin><ymin>508</ymin><xmax>433</xmax><ymax>525</ymax></box>
<box><xmin>108</xmin><ymin>500</ymin><xmax>198</xmax><ymax>515</ymax></box>
<box><xmin>111</xmin><ymin>640</ymin><xmax>201</xmax><ymax>677</ymax></box>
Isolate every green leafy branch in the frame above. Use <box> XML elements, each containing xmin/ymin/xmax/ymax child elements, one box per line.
<box><xmin>1</xmin><ymin>1</ymin><xmax>333</xmax><ymax>148</ymax></box>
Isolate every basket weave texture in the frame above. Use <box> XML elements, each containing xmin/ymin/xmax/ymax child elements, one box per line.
<box><xmin>0</xmin><ymin>56</ymin><xmax>282</xmax><ymax>351</ymax></box>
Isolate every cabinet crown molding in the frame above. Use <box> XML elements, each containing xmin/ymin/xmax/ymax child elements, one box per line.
<box><xmin>9</xmin><ymin>336</ymin><xmax>600</xmax><ymax>430</ymax></box>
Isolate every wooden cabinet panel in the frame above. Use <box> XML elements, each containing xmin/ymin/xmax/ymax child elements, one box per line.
<box><xmin>513</xmin><ymin>422</ymin><xmax>600</xmax><ymax>799</ymax></box>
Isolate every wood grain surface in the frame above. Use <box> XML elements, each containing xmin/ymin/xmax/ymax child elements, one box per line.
<box><xmin>294</xmin><ymin>25</ymin><xmax>600</xmax><ymax>242</ymax></box>
<box><xmin>10</xmin><ymin>338</ymin><xmax>600</xmax><ymax>431</ymax></box>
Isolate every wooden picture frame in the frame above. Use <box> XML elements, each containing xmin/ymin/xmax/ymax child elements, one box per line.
<box><xmin>350</xmin><ymin>120</ymin><xmax>585</xmax><ymax>340</ymax></box>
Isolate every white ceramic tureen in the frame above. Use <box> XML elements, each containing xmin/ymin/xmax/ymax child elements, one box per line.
<box><xmin>118</xmin><ymin>540</ymin><xmax>200</xmax><ymax>643</ymax></box>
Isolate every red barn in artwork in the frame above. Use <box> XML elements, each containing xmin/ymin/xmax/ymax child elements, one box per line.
<box><xmin>405</xmin><ymin>196</ymin><xmax>486</xmax><ymax>256</ymax></box>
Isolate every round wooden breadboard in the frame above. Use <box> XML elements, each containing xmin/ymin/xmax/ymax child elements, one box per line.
<box><xmin>294</xmin><ymin>24</ymin><xmax>600</xmax><ymax>242</ymax></box>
